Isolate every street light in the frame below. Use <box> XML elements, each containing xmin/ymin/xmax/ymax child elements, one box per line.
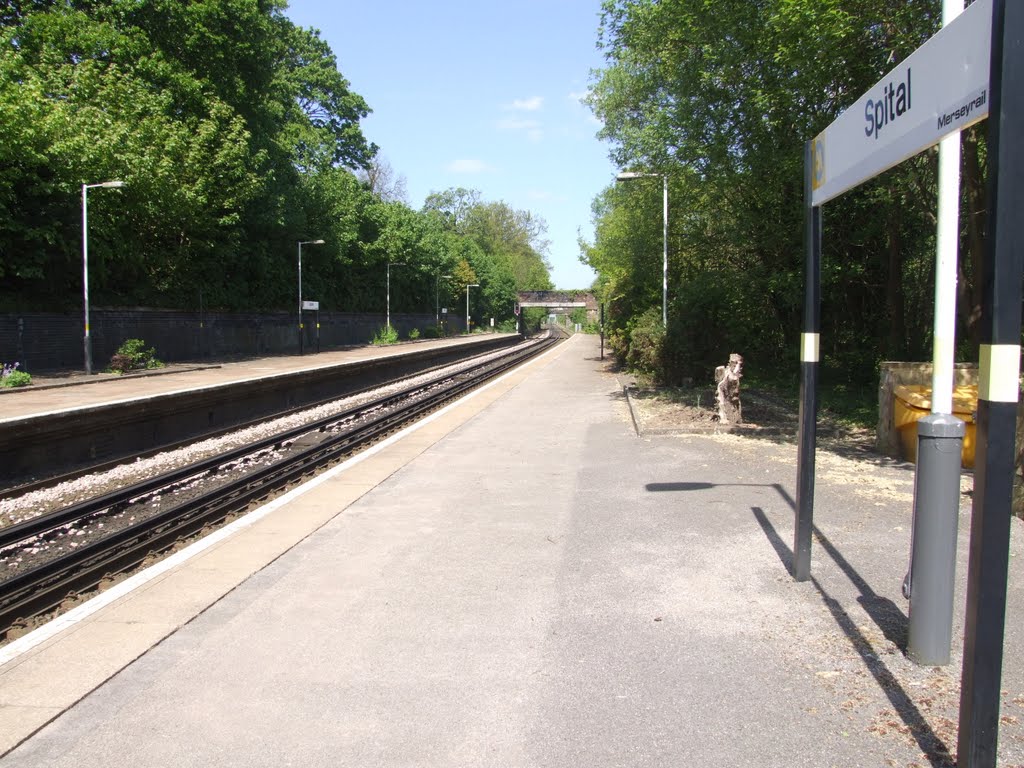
<box><xmin>616</xmin><ymin>171</ymin><xmax>668</xmax><ymax>327</ymax></box>
<box><xmin>82</xmin><ymin>180</ymin><xmax>126</xmax><ymax>375</ymax></box>
<box><xmin>298</xmin><ymin>239</ymin><xmax>324</xmax><ymax>355</ymax></box>
<box><xmin>436</xmin><ymin>272</ymin><xmax>452</xmax><ymax>326</ymax></box>
<box><xmin>465</xmin><ymin>283</ymin><xmax>479</xmax><ymax>333</ymax></box>
<box><xmin>387</xmin><ymin>261</ymin><xmax>406</xmax><ymax>331</ymax></box>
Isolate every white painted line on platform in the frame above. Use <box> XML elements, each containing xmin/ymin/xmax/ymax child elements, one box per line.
<box><xmin>0</xmin><ymin>335</ymin><xmax>572</xmax><ymax>667</ymax></box>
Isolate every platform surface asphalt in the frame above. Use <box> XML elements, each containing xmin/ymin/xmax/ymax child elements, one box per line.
<box><xmin>2</xmin><ymin>334</ymin><xmax>1024</xmax><ymax>767</ymax></box>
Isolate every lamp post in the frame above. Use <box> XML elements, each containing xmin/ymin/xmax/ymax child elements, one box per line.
<box><xmin>616</xmin><ymin>171</ymin><xmax>668</xmax><ymax>327</ymax></box>
<box><xmin>436</xmin><ymin>272</ymin><xmax>452</xmax><ymax>326</ymax></box>
<box><xmin>465</xmin><ymin>283</ymin><xmax>479</xmax><ymax>334</ymax></box>
<box><xmin>298</xmin><ymin>239</ymin><xmax>324</xmax><ymax>355</ymax></box>
<box><xmin>82</xmin><ymin>180</ymin><xmax>126</xmax><ymax>375</ymax></box>
<box><xmin>387</xmin><ymin>261</ymin><xmax>406</xmax><ymax>331</ymax></box>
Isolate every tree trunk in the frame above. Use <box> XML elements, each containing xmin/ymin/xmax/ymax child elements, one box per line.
<box><xmin>886</xmin><ymin>201</ymin><xmax>907</xmax><ymax>359</ymax></box>
<box><xmin>960</xmin><ymin>127</ymin><xmax>986</xmax><ymax>358</ymax></box>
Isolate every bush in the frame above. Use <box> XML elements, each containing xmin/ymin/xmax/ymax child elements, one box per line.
<box><xmin>420</xmin><ymin>325</ymin><xmax>442</xmax><ymax>339</ymax></box>
<box><xmin>1</xmin><ymin>362</ymin><xmax>31</xmax><ymax>387</ymax></box>
<box><xmin>625</xmin><ymin>308</ymin><xmax>665</xmax><ymax>381</ymax></box>
<box><xmin>407</xmin><ymin>328</ymin><xmax>420</xmax><ymax>340</ymax></box>
<box><xmin>372</xmin><ymin>325</ymin><xmax>399</xmax><ymax>345</ymax></box>
<box><xmin>109</xmin><ymin>339</ymin><xmax>162</xmax><ymax>374</ymax></box>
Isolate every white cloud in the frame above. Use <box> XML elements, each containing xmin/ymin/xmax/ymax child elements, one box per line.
<box><xmin>505</xmin><ymin>96</ymin><xmax>544</xmax><ymax>111</ymax></box>
<box><xmin>446</xmin><ymin>158</ymin><xmax>494</xmax><ymax>174</ymax></box>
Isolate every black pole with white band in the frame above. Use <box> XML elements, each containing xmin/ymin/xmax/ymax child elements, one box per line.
<box><xmin>794</xmin><ymin>139</ymin><xmax>821</xmax><ymax>583</ymax></box>
<box><xmin>957</xmin><ymin>1</ymin><xmax>1024</xmax><ymax>764</ymax></box>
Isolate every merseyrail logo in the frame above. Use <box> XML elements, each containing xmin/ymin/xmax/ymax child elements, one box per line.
<box><xmin>811</xmin><ymin>138</ymin><xmax>825</xmax><ymax>191</ymax></box>
<box><xmin>864</xmin><ymin>67</ymin><xmax>912</xmax><ymax>140</ymax></box>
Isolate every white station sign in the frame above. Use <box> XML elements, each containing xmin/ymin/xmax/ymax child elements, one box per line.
<box><xmin>302</xmin><ymin>300</ymin><xmax>319</xmax><ymax>310</ymax></box>
<box><xmin>811</xmin><ymin>0</ymin><xmax>991</xmax><ymax>206</ymax></box>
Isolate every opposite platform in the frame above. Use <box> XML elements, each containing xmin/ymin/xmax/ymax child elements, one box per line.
<box><xmin>0</xmin><ymin>334</ymin><xmax>518</xmax><ymax>485</ymax></box>
<box><xmin>2</xmin><ymin>334</ymin><xmax>1024</xmax><ymax>766</ymax></box>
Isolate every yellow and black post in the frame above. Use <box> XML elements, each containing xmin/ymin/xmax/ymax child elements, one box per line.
<box><xmin>957</xmin><ymin>1</ymin><xmax>1024</xmax><ymax>765</ymax></box>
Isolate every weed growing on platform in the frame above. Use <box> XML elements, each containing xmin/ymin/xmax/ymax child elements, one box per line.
<box><xmin>109</xmin><ymin>339</ymin><xmax>163</xmax><ymax>374</ymax></box>
<box><xmin>372</xmin><ymin>325</ymin><xmax>399</xmax><ymax>345</ymax></box>
<box><xmin>1</xmin><ymin>362</ymin><xmax>30</xmax><ymax>387</ymax></box>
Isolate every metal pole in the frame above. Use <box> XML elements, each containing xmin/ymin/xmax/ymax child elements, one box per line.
<box><xmin>662</xmin><ymin>174</ymin><xmax>669</xmax><ymax>328</ymax></box>
<box><xmin>82</xmin><ymin>184</ymin><xmax>92</xmax><ymax>375</ymax></box>
<box><xmin>905</xmin><ymin>0</ymin><xmax>966</xmax><ymax>667</ymax></box>
<box><xmin>465</xmin><ymin>285</ymin><xmax>470</xmax><ymax>332</ymax></box>
<box><xmin>794</xmin><ymin>140</ymin><xmax>821</xmax><ymax>582</ymax></box>
<box><xmin>386</xmin><ymin>262</ymin><xmax>391</xmax><ymax>331</ymax></box>
<box><xmin>958</xmin><ymin>0</ymin><xmax>1024</xmax><ymax>763</ymax></box>
<box><xmin>298</xmin><ymin>242</ymin><xmax>304</xmax><ymax>356</ymax></box>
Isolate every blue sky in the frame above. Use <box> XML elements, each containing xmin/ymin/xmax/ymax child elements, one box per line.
<box><xmin>283</xmin><ymin>0</ymin><xmax>616</xmax><ymax>289</ymax></box>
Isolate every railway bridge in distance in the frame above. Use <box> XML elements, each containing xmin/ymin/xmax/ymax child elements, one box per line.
<box><xmin>515</xmin><ymin>290</ymin><xmax>599</xmax><ymax>325</ymax></box>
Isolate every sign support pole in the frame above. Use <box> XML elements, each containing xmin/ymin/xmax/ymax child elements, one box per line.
<box><xmin>957</xmin><ymin>1</ymin><xmax>1024</xmax><ymax>764</ymax></box>
<box><xmin>794</xmin><ymin>140</ymin><xmax>821</xmax><ymax>582</ymax></box>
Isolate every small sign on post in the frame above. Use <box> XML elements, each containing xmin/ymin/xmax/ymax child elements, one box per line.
<box><xmin>302</xmin><ymin>300</ymin><xmax>319</xmax><ymax>311</ymax></box>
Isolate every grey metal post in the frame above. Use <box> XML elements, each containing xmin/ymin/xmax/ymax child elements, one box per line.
<box><xmin>906</xmin><ymin>414</ymin><xmax>965</xmax><ymax>665</ymax></box>
<box><xmin>662</xmin><ymin>174</ymin><xmax>668</xmax><ymax>328</ymax></box>
<box><xmin>958</xmin><ymin>0</ymin><xmax>1024</xmax><ymax>763</ymax></box>
<box><xmin>794</xmin><ymin>140</ymin><xmax>821</xmax><ymax>582</ymax></box>
<box><xmin>82</xmin><ymin>184</ymin><xmax>92</xmax><ymax>375</ymax></box>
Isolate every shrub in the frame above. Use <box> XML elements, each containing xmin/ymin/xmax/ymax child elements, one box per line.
<box><xmin>420</xmin><ymin>325</ymin><xmax>442</xmax><ymax>339</ymax></box>
<box><xmin>1</xmin><ymin>362</ymin><xmax>31</xmax><ymax>388</ymax></box>
<box><xmin>109</xmin><ymin>339</ymin><xmax>162</xmax><ymax>373</ymax></box>
<box><xmin>407</xmin><ymin>328</ymin><xmax>420</xmax><ymax>340</ymax></box>
<box><xmin>625</xmin><ymin>308</ymin><xmax>665</xmax><ymax>381</ymax></box>
<box><xmin>372</xmin><ymin>325</ymin><xmax>399</xmax><ymax>345</ymax></box>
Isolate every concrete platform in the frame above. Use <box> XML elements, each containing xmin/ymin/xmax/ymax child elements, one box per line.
<box><xmin>0</xmin><ymin>334</ymin><xmax>519</xmax><ymax>485</ymax></box>
<box><xmin>1</xmin><ymin>334</ymin><xmax>1023</xmax><ymax>766</ymax></box>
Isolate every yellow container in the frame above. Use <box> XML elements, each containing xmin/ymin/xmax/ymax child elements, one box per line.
<box><xmin>893</xmin><ymin>384</ymin><xmax>977</xmax><ymax>468</ymax></box>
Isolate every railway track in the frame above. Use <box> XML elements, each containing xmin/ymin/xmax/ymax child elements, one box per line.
<box><xmin>0</xmin><ymin>333</ymin><xmax>561</xmax><ymax>638</ymax></box>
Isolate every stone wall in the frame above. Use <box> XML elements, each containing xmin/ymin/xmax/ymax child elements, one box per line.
<box><xmin>0</xmin><ymin>309</ymin><xmax>454</xmax><ymax>373</ymax></box>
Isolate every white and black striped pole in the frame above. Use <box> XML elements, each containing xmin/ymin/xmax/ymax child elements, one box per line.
<box><xmin>794</xmin><ymin>140</ymin><xmax>821</xmax><ymax>582</ymax></box>
<box><xmin>957</xmin><ymin>1</ymin><xmax>1024</xmax><ymax>764</ymax></box>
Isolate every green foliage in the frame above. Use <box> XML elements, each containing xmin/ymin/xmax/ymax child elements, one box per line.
<box><xmin>1</xmin><ymin>362</ymin><xmax>31</xmax><ymax>387</ymax></box>
<box><xmin>0</xmin><ymin>6</ymin><xmax>560</xmax><ymax>320</ymax></box>
<box><xmin>407</xmin><ymin>328</ymin><xmax>420</xmax><ymax>340</ymax></box>
<box><xmin>109</xmin><ymin>338</ymin><xmax>162</xmax><ymax>373</ymax></box>
<box><xmin>624</xmin><ymin>308</ymin><xmax>665</xmax><ymax>381</ymax></box>
<box><xmin>586</xmin><ymin>0</ymin><xmax>960</xmax><ymax>388</ymax></box>
<box><xmin>372</xmin><ymin>325</ymin><xmax>399</xmax><ymax>345</ymax></box>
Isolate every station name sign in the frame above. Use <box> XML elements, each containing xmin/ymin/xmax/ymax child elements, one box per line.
<box><xmin>811</xmin><ymin>0</ymin><xmax>991</xmax><ymax>206</ymax></box>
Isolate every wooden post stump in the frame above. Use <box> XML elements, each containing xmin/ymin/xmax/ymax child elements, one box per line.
<box><xmin>715</xmin><ymin>353</ymin><xmax>743</xmax><ymax>424</ymax></box>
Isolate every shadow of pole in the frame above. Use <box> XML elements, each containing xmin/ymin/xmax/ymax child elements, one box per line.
<box><xmin>752</xmin><ymin>506</ymin><xmax>952</xmax><ymax>767</ymax></box>
<box><xmin>646</xmin><ymin>479</ymin><xmax>950</xmax><ymax>765</ymax></box>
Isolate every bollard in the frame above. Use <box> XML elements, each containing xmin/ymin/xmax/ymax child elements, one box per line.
<box><xmin>906</xmin><ymin>412</ymin><xmax>965</xmax><ymax>666</ymax></box>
